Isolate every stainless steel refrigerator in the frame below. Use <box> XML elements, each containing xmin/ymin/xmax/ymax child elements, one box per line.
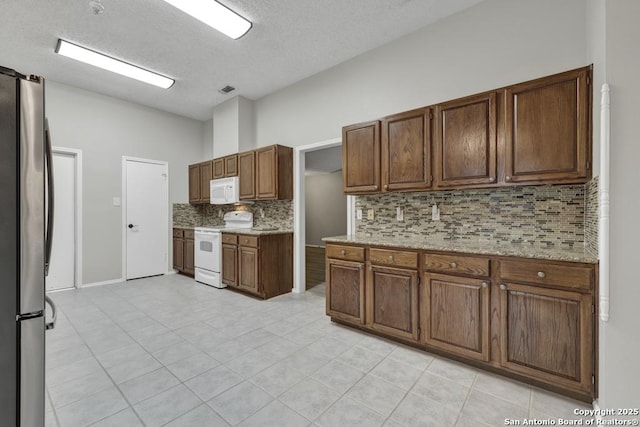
<box><xmin>1</xmin><ymin>66</ymin><xmax>56</xmax><ymax>427</ymax></box>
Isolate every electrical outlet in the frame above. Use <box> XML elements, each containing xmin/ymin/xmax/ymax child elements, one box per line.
<box><xmin>396</xmin><ymin>207</ymin><xmax>404</xmax><ymax>222</ymax></box>
<box><xmin>367</xmin><ymin>209</ymin><xmax>375</xmax><ymax>220</ymax></box>
<box><xmin>259</xmin><ymin>208</ymin><xmax>265</xmax><ymax>219</ymax></box>
<box><xmin>356</xmin><ymin>209</ymin><xmax>363</xmax><ymax>220</ymax></box>
<box><xmin>432</xmin><ymin>204</ymin><xmax>440</xmax><ymax>221</ymax></box>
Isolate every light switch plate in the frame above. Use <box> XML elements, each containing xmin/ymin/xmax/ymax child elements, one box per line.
<box><xmin>367</xmin><ymin>209</ymin><xmax>374</xmax><ymax>220</ymax></box>
<box><xmin>356</xmin><ymin>209</ymin><xmax>363</xmax><ymax>220</ymax></box>
<box><xmin>396</xmin><ymin>207</ymin><xmax>404</xmax><ymax>222</ymax></box>
<box><xmin>112</xmin><ymin>197</ymin><xmax>121</xmax><ymax>207</ymax></box>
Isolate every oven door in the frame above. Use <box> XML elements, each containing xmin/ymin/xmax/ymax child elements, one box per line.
<box><xmin>194</xmin><ymin>230</ymin><xmax>220</xmax><ymax>272</ymax></box>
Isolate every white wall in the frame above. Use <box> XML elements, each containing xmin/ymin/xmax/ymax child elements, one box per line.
<box><xmin>203</xmin><ymin>119</ymin><xmax>213</xmax><ymax>159</ymax></box>
<box><xmin>597</xmin><ymin>0</ymin><xmax>640</xmax><ymax>410</ymax></box>
<box><xmin>305</xmin><ymin>172</ymin><xmax>347</xmax><ymax>246</ymax></box>
<box><xmin>46</xmin><ymin>81</ymin><xmax>204</xmax><ymax>284</ymax></box>
<box><xmin>253</xmin><ymin>0</ymin><xmax>587</xmax><ymax>148</ymax></box>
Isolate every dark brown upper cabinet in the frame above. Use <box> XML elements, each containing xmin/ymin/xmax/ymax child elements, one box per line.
<box><xmin>238</xmin><ymin>151</ymin><xmax>256</xmax><ymax>200</ymax></box>
<box><xmin>255</xmin><ymin>145</ymin><xmax>293</xmax><ymax>200</ymax></box>
<box><xmin>188</xmin><ymin>160</ymin><xmax>213</xmax><ymax>204</ymax></box>
<box><xmin>342</xmin><ymin>121</ymin><xmax>380</xmax><ymax>194</ymax></box>
<box><xmin>435</xmin><ymin>92</ymin><xmax>497</xmax><ymax>188</ymax></box>
<box><xmin>213</xmin><ymin>158</ymin><xmax>225</xmax><ymax>179</ymax></box>
<box><xmin>224</xmin><ymin>154</ymin><xmax>238</xmax><ymax>177</ymax></box>
<box><xmin>504</xmin><ymin>67</ymin><xmax>591</xmax><ymax>184</ymax></box>
<box><xmin>188</xmin><ymin>164</ymin><xmax>200</xmax><ymax>203</ymax></box>
<box><xmin>382</xmin><ymin>108</ymin><xmax>432</xmax><ymax>192</ymax></box>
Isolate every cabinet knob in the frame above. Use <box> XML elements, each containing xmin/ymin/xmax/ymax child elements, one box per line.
<box><xmin>450</xmin><ymin>262</ymin><xmax>457</xmax><ymax>268</ymax></box>
<box><xmin>537</xmin><ymin>271</ymin><xmax>546</xmax><ymax>278</ymax></box>
<box><xmin>489</xmin><ymin>177</ymin><xmax>495</xmax><ymax>182</ymax></box>
<box><xmin>505</xmin><ymin>176</ymin><xmax>512</xmax><ymax>182</ymax></box>
<box><xmin>374</xmin><ymin>185</ymin><xmax>378</xmax><ymax>190</ymax></box>
<box><xmin>388</xmin><ymin>255</ymin><xmax>394</xmax><ymax>261</ymax></box>
<box><xmin>384</xmin><ymin>184</ymin><xmax>389</xmax><ymax>190</ymax></box>
<box><xmin>341</xmin><ymin>250</ymin><xmax>346</xmax><ymax>256</ymax></box>
<box><xmin>368</xmin><ymin>266</ymin><xmax>372</xmax><ymax>271</ymax></box>
<box><xmin>481</xmin><ymin>282</ymin><xmax>488</xmax><ymax>288</ymax></box>
<box><xmin>500</xmin><ymin>284</ymin><xmax>507</xmax><ymax>290</ymax></box>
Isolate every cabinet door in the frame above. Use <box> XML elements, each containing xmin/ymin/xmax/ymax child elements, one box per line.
<box><xmin>499</xmin><ymin>282</ymin><xmax>593</xmax><ymax>393</ymax></box>
<box><xmin>238</xmin><ymin>246</ymin><xmax>259</xmax><ymax>294</ymax></box>
<box><xmin>199</xmin><ymin>161</ymin><xmax>213</xmax><ymax>203</ymax></box>
<box><xmin>256</xmin><ymin>146</ymin><xmax>277</xmax><ymax>199</ymax></box>
<box><xmin>238</xmin><ymin>151</ymin><xmax>256</xmax><ymax>200</ymax></box>
<box><xmin>222</xmin><ymin>244</ymin><xmax>238</xmax><ymax>286</ymax></box>
<box><xmin>435</xmin><ymin>93</ymin><xmax>496</xmax><ymax>187</ymax></box>
<box><xmin>183</xmin><ymin>239</ymin><xmax>194</xmax><ymax>275</ymax></box>
<box><xmin>381</xmin><ymin>108</ymin><xmax>432</xmax><ymax>192</ymax></box>
<box><xmin>367</xmin><ymin>265</ymin><xmax>419</xmax><ymax>341</ymax></box>
<box><xmin>213</xmin><ymin>158</ymin><xmax>224</xmax><ymax>179</ymax></box>
<box><xmin>343</xmin><ymin>121</ymin><xmax>381</xmax><ymax>194</ymax></box>
<box><xmin>423</xmin><ymin>273</ymin><xmax>490</xmax><ymax>361</ymax></box>
<box><xmin>326</xmin><ymin>259</ymin><xmax>365</xmax><ymax>324</ymax></box>
<box><xmin>188</xmin><ymin>164</ymin><xmax>200</xmax><ymax>203</ymax></box>
<box><xmin>505</xmin><ymin>67</ymin><xmax>590</xmax><ymax>184</ymax></box>
<box><xmin>173</xmin><ymin>237</ymin><xmax>184</xmax><ymax>271</ymax></box>
<box><xmin>224</xmin><ymin>154</ymin><xmax>238</xmax><ymax>177</ymax></box>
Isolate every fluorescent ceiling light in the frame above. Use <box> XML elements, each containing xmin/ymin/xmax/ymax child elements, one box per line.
<box><xmin>162</xmin><ymin>0</ymin><xmax>252</xmax><ymax>40</ymax></box>
<box><xmin>55</xmin><ymin>39</ymin><xmax>174</xmax><ymax>89</ymax></box>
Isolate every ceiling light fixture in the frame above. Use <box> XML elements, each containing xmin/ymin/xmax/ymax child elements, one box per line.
<box><xmin>162</xmin><ymin>0</ymin><xmax>252</xmax><ymax>40</ymax></box>
<box><xmin>55</xmin><ymin>39</ymin><xmax>174</xmax><ymax>89</ymax></box>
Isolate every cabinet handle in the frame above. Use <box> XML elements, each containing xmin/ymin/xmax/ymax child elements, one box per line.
<box><xmin>500</xmin><ymin>284</ymin><xmax>507</xmax><ymax>290</ymax></box>
<box><xmin>450</xmin><ymin>262</ymin><xmax>457</xmax><ymax>268</ymax></box>
<box><xmin>505</xmin><ymin>176</ymin><xmax>512</xmax><ymax>182</ymax></box>
<box><xmin>481</xmin><ymin>282</ymin><xmax>488</xmax><ymax>288</ymax></box>
<box><xmin>537</xmin><ymin>271</ymin><xmax>546</xmax><ymax>278</ymax></box>
<box><xmin>489</xmin><ymin>177</ymin><xmax>495</xmax><ymax>182</ymax></box>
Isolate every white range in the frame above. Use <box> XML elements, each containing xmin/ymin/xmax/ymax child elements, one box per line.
<box><xmin>194</xmin><ymin>211</ymin><xmax>253</xmax><ymax>288</ymax></box>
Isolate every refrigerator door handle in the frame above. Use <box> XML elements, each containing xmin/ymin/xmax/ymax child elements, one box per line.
<box><xmin>44</xmin><ymin>118</ymin><xmax>54</xmax><ymax>277</ymax></box>
<box><xmin>44</xmin><ymin>295</ymin><xmax>56</xmax><ymax>330</ymax></box>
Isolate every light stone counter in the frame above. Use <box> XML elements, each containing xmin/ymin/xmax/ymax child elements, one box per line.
<box><xmin>322</xmin><ymin>234</ymin><xmax>597</xmax><ymax>264</ymax></box>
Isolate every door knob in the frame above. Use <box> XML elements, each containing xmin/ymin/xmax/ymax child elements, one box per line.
<box><xmin>128</xmin><ymin>224</ymin><xmax>135</xmax><ymax>229</ymax></box>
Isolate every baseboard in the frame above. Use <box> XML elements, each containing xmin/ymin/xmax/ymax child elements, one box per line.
<box><xmin>592</xmin><ymin>399</ymin><xmax>603</xmax><ymax>424</ymax></box>
<box><xmin>81</xmin><ymin>278</ymin><xmax>124</xmax><ymax>288</ymax></box>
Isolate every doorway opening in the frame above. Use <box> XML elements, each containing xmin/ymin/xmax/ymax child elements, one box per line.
<box><xmin>122</xmin><ymin>157</ymin><xmax>169</xmax><ymax>281</ymax></box>
<box><xmin>293</xmin><ymin>138</ymin><xmax>356</xmax><ymax>294</ymax></box>
<box><xmin>46</xmin><ymin>147</ymin><xmax>82</xmax><ymax>292</ymax></box>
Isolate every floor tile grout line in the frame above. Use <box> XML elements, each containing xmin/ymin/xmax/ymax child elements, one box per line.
<box><xmin>453</xmin><ymin>369</ymin><xmax>479</xmax><ymax>426</ymax></box>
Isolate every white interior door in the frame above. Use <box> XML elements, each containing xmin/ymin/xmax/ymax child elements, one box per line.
<box><xmin>125</xmin><ymin>159</ymin><xmax>168</xmax><ymax>280</ymax></box>
<box><xmin>46</xmin><ymin>152</ymin><xmax>76</xmax><ymax>291</ymax></box>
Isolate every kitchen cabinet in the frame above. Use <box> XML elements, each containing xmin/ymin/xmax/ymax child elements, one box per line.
<box><xmin>213</xmin><ymin>158</ymin><xmax>224</xmax><ymax>179</ymax></box>
<box><xmin>238</xmin><ymin>151</ymin><xmax>256</xmax><ymax>200</ymax></box>
<box><xmin>498</xmin><ymin>258</ymin><xmax>594</xmax><ymax>394</ymax></box>
<box><xmin>188</xmin><ymin>161</ymin><xmax>213</xmax><ymax>204</ymax></box>
<box><xmin>434</xmin><ymin>92</ymin><xmax>497</xmax><ymax>188</ymax></box>
<box><xmin>255</xmin><ymin>145</ymin><xmax>293</xmax><ymax>200</ymax></box>
<box><xmin>342</xmin><ymin>121</ymin><xmax>380</xmax><ymax>194</ymax></box>
<box><xmin>381</xmin><ymin>108</ymin><xmax>432</xmax><ymax>192</ymax></box>
<box><xmin>224</xmin><ymin>154</ymin><xmax>238</xmax><ymax>177</ymax></box>
<box><xmin>173</xmin><ymin>228</ymin><xmax>194</xmax><ymax>276</ymax></box>
<box><xmin>324</xmin><ymin>242</ymin><xmax>597</xmax><ymax>401</ymax></box>
<box><xmin>504</xmin><ymin>67</ymin><xmax>591</xmax><ymax>184</ymax></box>
<box><xmin>367</xmin><ymin>264</ymin><xmax>419</xmax><ymax>342</ymax></box>
<box><xmin>221</xmin><ymin>232</ymin><xmax>293</xmax><ymax>299</ymax></box>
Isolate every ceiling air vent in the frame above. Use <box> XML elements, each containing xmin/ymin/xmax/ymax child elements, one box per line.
<box><xmin>218</xmin><ymin>85</ymin><xmax>236</xmax><ymax>95</ymax></box>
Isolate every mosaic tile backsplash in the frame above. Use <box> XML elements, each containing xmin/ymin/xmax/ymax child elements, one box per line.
<box><xmin>584</xmin><ymin>176</ymin><xmax>599</xmax><ymax>257</ymax></box>
<box><xmin>355</xmin><ymin>185</ymin><xmax>589</xmax><ymax>251</ymax></box>
<box><xmin>173</xmin><ymin>200</ymin><xmax>293</xmax><ymax>230</ymax></box>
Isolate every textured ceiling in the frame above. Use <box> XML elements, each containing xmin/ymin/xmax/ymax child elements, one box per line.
<box><xmin>0</xmin><ymin>0</ymin><xmax>483</xmax><ymax>121</ymax></box>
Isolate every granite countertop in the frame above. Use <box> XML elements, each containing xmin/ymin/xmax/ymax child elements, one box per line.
<box><xmin>172</xmin><ymin>225</ymin><xmax>292</xmax><ymax>236</ymax></box>
<box><xmin>322</xmin><ymin>234</ymin><xmax>598</xmax><ymax>264</ymax></box>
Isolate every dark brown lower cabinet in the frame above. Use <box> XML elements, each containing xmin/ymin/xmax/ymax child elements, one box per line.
<box><xmin>325</xmin><ymin>259</ymin><xmax>365</xmax><ymax>325</ymax></box>
<box><xmin>173</xmin><ymin>228</ymin><xmax>194</xmax><ymax>276</ymax></box>
<box><xmin>499</xmin><ymin>282</ymin><xmax>593</xmax><ymax>394</ymax></box>
<box><xmin>221</xmin><ymin>233</ymin><xmax>293</xmax><ymax>299</ymax></box>
<box><xmin>423</xmin><ymin>273</ymin><xmax>490</xmax><ymax>361</ymax></box>
<box><xmin>368</xmin><ymin>265</ymin><xmax>419</xmax><ymax>341</ymax></box>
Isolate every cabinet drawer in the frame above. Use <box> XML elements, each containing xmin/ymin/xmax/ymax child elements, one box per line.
<box><xmin>183</xmin><ymin>229</ymin><xmax>195</xmax><ymax>240</ymax></box>
<box><xmin>500</xmin><ymin>259</ymin><xmax>593</xmax><ymax>291</ymax></box>
<box><xmin>370</xmin><ymin>248</ymin><xmax>418</xmax><ymax>269</ymax></box>
<box><xmin>326</xmin><ymin>244</ymin><xmax>365</xmax><ymax>262</ymax></box>
<box><xmin>238</xmin><ymin>235</ymin><xmax>259</xmax><ymax>247</ymax></box>
<box><xmin>173</xmin><ymin>229</ymin><xmax>183</xmax><ymax>238</ymax></box>
<box><xmin>425</xmin><ymin>253</ymin><xmax>489</xmax><ymax>277</ymax></box>
<box><xmin>222</xmin><ymin>233</ymin><xmax>237</xmax><ymax>244</ymax></box>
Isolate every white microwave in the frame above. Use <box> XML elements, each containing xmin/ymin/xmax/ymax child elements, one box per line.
<box><xmin>210</xmin><ymin>176</ymin><xmax>240</xmax><ymax>204</ymax></box>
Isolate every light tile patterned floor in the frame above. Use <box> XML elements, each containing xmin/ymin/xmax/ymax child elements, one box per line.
<box><xmin>45</xmin><ymin>274</ymin><xmax>592</xmax><ymax>426</ymax></box>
